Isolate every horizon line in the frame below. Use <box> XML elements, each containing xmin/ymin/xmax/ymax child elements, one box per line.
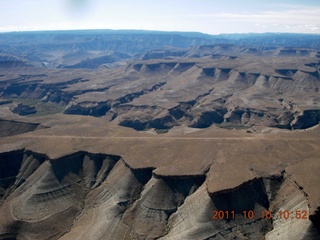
<box><xmin>1</xmin><ymin>28</ymin><xmax>320</xmax><ymax>36</ymax></box>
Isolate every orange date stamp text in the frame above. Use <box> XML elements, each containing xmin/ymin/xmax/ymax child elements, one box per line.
<box><xmin>212</xmin><ymin>209</ymin><xmax>308</xmax><ymax>220</ymax></box>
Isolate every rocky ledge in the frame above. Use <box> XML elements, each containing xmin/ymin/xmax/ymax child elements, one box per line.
<box><xmin>0</xmin><ymin>149</ymin><xmax>319</xmax><ymax>240</ymax></box>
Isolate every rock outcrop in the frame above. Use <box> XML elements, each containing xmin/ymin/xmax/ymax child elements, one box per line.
<box><xmin>0</xmin><ymin>119</ymin><xmax>40</xmax><ymax>137</ymax></box>
<box><xmin>0</xmin><ymin>149</ymin><xmax>319</xmax><ymax>240</ymax></box>
<box><xmin>0</xmin><ymin>32</ymin><xmax>319</xmax><ymax>131</ymax></box>
<box><xmin>12</xmin><ymin>103</ymin><xmax>37</xmax><ymax>116</ymax></box>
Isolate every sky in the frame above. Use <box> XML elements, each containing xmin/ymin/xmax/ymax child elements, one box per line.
<box><xmin>0</xmin><ymin>0</ymin><xmax>319</xmax><ymax>34</ymax></box>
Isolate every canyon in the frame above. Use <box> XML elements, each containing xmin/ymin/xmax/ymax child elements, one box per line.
<box><xmin>0</xmin><ymin>30</ymin><xmax>319</xmax><ymax>239</ymax></box>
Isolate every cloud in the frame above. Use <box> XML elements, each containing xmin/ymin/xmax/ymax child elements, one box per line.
<box><xmin>216</xmin><ymin>7</ymin><xmax>320</xmax><ymax>25</ymax></box>
<box><xmin>160</xmin><ymin>4</ymin><xmax>320</xmax><ymax>33</ymax></box>
<box><xmin>0</xmin><ymin>24</ymin><xmax>78</xmax><ymax>32</ymax></box>
<box><xmin>0</xmin><ymin>25</ymin><xmax>48</xmax><ymax>32</ymax></box>
<box><xmin>162</xmin><ymin>5</ymin><xmax>320</xmax><ymax>23</ymax></box>
<box><xmin>255</xmin><ymin>23</ymin><xmax>268</xmax><ymax>29</ymax></box>
<box><xmin>1</xmin><ymin>1</ymin><xmax>319</xmax><ymax>34</ymax></box>
<box><xmin>303</xmin><ymin>24</ymin><xmax>319</xmax><ymax>31</ymax></box>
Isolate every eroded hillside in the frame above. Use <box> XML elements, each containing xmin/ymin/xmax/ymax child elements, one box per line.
<box><xmin>0</xmin><ymin>115</ymin><xmax>319</xmax><ymax>239</ymax></box>
<box><xmin>0</xmin><ymin>46</ymin><xmax>319</xmax><ymax>130</ymax></box>
<box><xmin>0</xmin><ymin>31</ymin><xmax>319</xmax><ymax>240</ymax></box>
<box><xmin>1</xmin><ymin>31</ymin><xmax>319</xmax><ymax>131</ymax></box>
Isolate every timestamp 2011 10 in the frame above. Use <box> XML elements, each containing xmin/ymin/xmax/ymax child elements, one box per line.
<box><xmin>212</xmin><ymin>210</ymin><xmax>308</xmax><ymax>220</ymax></box>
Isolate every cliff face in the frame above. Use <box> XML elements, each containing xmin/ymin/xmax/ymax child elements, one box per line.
<box><xmin>1</xmin><ymin>52</ymin><xmax>319</xmax><ymax>131</ymax></box>
<box><xmin>0</xmin><ymin>31</ymin><xmax>319</xmax><ymax>132</ymax></box>
<box><xmin>0</xmin><ymin>31</ymin><xmax>319</xmax><ymax>240</ymax></box>
<box><xmin>0</xmin><ymin>149</ymin><xmax>319</xmax><ymax>240</ymax></box>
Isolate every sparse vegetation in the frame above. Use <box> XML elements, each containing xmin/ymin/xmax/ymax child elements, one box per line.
<box><xmin>6</xmin><ymin>97</ymin><xmax>66</xmax><ymax>116</ymax></box>
<box><xmin>155</xmin><ymin>129</ymin><xmax>169</xmax><ymax>134</ymax></box>
<box><xmin>216</xmin><ymin>122</ymin><xmax>251</xmax><ymax>130</ymax></box>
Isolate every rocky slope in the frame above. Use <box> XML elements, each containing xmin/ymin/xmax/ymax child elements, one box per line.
<box><xmin>0</xmin><ymin>31</ymin><xmax>319</xmax><ymax>239</ymax></box>
<box><xmin>0</xmin><ymin>114</ymin><xmax>319</xmax><ymax>239</ymax></box>
<box><xmin>0</xmin><ymin>31</ymin><xmax>319</xmax><ymax>131</ymax></box>
<box><xmin>0</xmin><ymin>119</ymin><xmax>40</xmax><ymax>137</ymax></box>
<box><xmin>1</xmin><ymin>46</ymin><xmax>318</xmax><ymax>131</ymax></box>
<box><xmin>0</xmin><ymin>30</ymin><xmax>219</xmax><ymax>68</ymax></box>
<box><xmin>0</xmin><ymin>147</ymin><xmax>319</xmax><ymax>240</ymax></box>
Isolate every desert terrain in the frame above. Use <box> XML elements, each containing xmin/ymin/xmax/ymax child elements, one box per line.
<box><xmin>0</xmin><ymin>30</ymin><xmax>319</xmax><ymax>239</ymax></box>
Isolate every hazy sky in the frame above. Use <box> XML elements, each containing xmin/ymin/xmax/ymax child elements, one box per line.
<box><xmin>0</xmin><ymin>0</ymin><xmax>319</xmax><ymax>34</ymax></box>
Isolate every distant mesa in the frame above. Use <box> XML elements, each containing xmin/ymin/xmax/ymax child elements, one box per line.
<box><xmin>0</xmin><ymin>30</ymin><xmax>319</xmax><ymax>131</ymax></box>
